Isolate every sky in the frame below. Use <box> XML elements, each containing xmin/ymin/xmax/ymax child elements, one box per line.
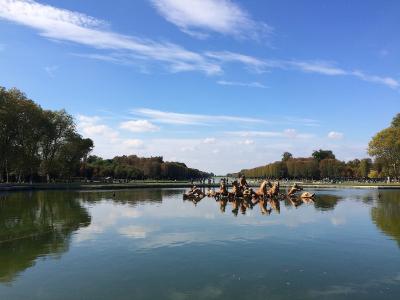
<box><xmin>0</xmin><ymin>0</ymin><xmax>399</xmax><ymax>174</ymax></box>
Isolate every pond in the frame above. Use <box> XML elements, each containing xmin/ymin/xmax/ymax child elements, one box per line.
<box><xmin>1</xmin><ymin>188</ymin><xmax>400</xmax><ymax>299</ymax></box>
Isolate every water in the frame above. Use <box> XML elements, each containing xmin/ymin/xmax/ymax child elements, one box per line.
<box><xmin>1</xmin><ymin>188</ymin><xmax>400</xmax><ymax>299</ymax></box>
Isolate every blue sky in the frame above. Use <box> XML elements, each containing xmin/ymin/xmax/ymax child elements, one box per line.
<box><xmin>0</xmin><ymin>0</ymin><xmax>399</xmax><ymax>174</ymax></box>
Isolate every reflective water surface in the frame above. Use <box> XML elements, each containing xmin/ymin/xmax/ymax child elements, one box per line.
<box><xmin>1</xmin><ymin>188</ymin><xmax>400</xmax><ymax>299</ymax></box>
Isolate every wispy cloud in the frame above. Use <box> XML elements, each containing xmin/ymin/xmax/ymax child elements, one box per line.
<box><xmin>205</xmin><ymin>51</ymin><xmax>399</xmax><ymax>89</ymax></box>
<box><xmin>328</xmin><ymin>131</ymin><xmax>344</xmax><ymax>140</ymax></box>
<box><xmin>288</xmin><ymin>60</ymin><xmax>346</xmax><ymax>76</ymax></box>
<box><xmin>0</xmin><ymin>1</ymin><xmax>397</xmax><ymax>89</ymax></box>
<box><xmin>351</xmin><ymin>70</ymin><xmax>399</xmax><ymax>89</ymax></box>
<box><xmin>120</xmin><ymin>119</ymin><xmax>160</xmax><ymax>133</ymax></box>
<box><xmin>227</xmin><ymin>129</ymin><xmax>314</xmax><ymax>139</ymax></box>
<box><xmin>150</xmin><ymin>0</ymin><xmax>272</xmax><ymax>41</ymax></box>
<box><xmin>285</xmin><ymin>117</ymin><xmax>320</xmax><ymax>127</ymax></box>
<box><xmin>0</xmin><ymin>0</ymin><xmax>221</xmax><ymax>75</ymax></box>
<box><xmin>290</xmin><ymin>61</ymin><xmax>398</xmax><ymax>88</ymax></box>
<box><xmin>132</xmin><ymin>108</ymin><xmax>266</xmax><ymax>125</ymax></box>
<box><xmin>217</xmin><ymin>80</ymin><xmax>267</xmax><ymax>88</ymax></box>
<box><xmin>205</xmin><ymin>51</ymin><xmax>271</xmax><ymax>73</ymax></box>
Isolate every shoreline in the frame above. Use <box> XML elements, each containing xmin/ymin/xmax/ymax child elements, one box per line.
<box><xmin>1</xmin><ymin>182</ymin><xmax>400</xmax><ymax>192</ymax></box>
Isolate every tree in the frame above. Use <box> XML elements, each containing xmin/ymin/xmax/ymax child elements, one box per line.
<box><xmin>391</xmin><ymin>113</ymin><xmax>400</xmax><ymax>128</ymax></box>
<box><xmin>319</xmin><ymin>159</ymin><xmax>343</xmax><ymax>179</ymax></box>
<box><xmin>368</xmin><ymin>114</ymin><xmax>400</xmax><ymax>177</ymax></box>
<box><xmin>368</xmin><ymin>170</ymin><xmax>379</xmax><ymax>179</ymax></box>
<box><xmin>282</xmin><ymin>152</ymin><xmax>293</xmax><ymax>162</ymax></box>
<box><xmin>39</xmin><ymin>110</ymin><xmax>75</xmax><ymax>182</ymax></box>
<box><xmin>312</xmin><ymin>149</ymin><xmax>336</xmax><ymax>162</ymax></box>
<box><xmin>0</xmin><ymin>87</ymin><xmax>20</xmax><ymax>182</ymax></box>
<box><xmin>57</xmin><ymin>134</ymin><xmax>93</xmax><ymax>180</ymax></box>
<box><xmin>358</xmin><ymin>158</ymin><xmax>372</xmax><ymax>178</ymax></box>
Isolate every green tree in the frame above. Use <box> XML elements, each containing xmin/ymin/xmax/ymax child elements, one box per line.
<box><xmin>368</xmin><ymin>114</ymin><xmax>400</xmax><ymax>177</ymax></box>
<box><xmin>39</xmin><ymin>110</ymin><xmax>75</xmax><ymax>182</ymax></box>
<box><xmin>57</xmin><ymin>134</ymin><xmax>93</xmax><ymax>180</ymax></box>
<box><xmin>391</xmin><ymin>113</ymin><xmax>400</xmax><ymax>127</ymax></box>
<box><xmin>358</xmin><ymin>158</ymin><xmax>372</xmax><ymax>178</ymax></box>
<box><xmin>282</xmin><ymin>152</ymin><xmax>293</xmax><ymax>162</ymax></box>
<box><xmin>312</xmin><ymin>149</ymin><xmax>336</xmax><ymax>162</ymax></box>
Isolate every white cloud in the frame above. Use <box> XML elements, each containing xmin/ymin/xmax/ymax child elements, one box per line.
<box><xmin>328</xmin><ymin>131</ymin><xmax>344</xmax><ymax>140</ymax></box>
<box><xmin>205</xmin><ymin>51</ymin><xmax>270</xmax><ymax>73</ymax></box>
<box><xmin>150</xmin><ymin>0</ymin><xmax>272</xmax><ymax>40</ymax></box>
<box><xmin>132</xmin><ymin>108</ymin><xmax>265</xmax><ymax>125</ymax></box>
<box><xmin>120</xmin><ymin>119</ymin><xmax>159</xmax><ymax>132</ymax></box>
<box><xmin>0</xmin><ymin>1</ymin><xmax>397</xmax><ymax>88</ymax></box>
<box><xmin>227</xmin><ymin>129</ymin><xmax>314</xmax><ymax>139</ymax></box>
<box><xmin>77</xmin><ymin>114</ymin><xmax>119</xmax><ymax>141</ymax></box>
<box><xmin>203</xmin><ymin>137</ymin><xmax>216</xmax><ymax>144</ymax></box>
<box><xmin>239</xmin><ymin>139</ymin><xmax>254</xmax><ymax>145</ymax></box>
<box><xmin>285</xmin><ymin>117</ymin><xmax>320</xmax><ymax>127</ymax></box>
<box><xmin>352</xmin><ymin>70</ymin><xmax>399</xmax><ymax>89</ymax></box>
<box><xmin>217</xmin><ymin>80</ymin><xmax>267</xmax><ymax>88</ymax></box>
<box><xmin>76</xmin><ymin>114</ymin><xmax>147</xmax><ymax>157</ymax></box>
<box><xmin>206</xmin><ymin>51</ymin><xmax>399</xmax><ymax>89</ymax></box>
<box><xmin>122</xmin><ymin>139</ymin><xmax>144</xmax><ymax>149</ymax></box>
<box><xmin>289</xmin><ymin>61</ymin><xmax>346</xmax><ymax>76</ymax></box>
<box><xmin>228</xmin><ymin>131</ymin><xmax>281</xmax><ymax>138</ymax></box>
<box><xmin>0</xmin><ymin>0</ymin><xmax>221</xmax><ymax>75</ymax></box>
<box><xmin>290</xmin><ymin>61</ymin><xmax>398</xmax><ymax>88</ymax></box>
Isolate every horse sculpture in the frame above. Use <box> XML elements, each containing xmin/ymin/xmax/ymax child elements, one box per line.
<box><xmin>253</xmin><ymin>180</ymin><xmax>269</xmax><ymax>199</ymax></box>
<box><xmin>267</xmin><ymin>181</ymin><xmax>280</xmax><ymax>198</ymax></box>
<box><xmin>230</xmin><ymin>180</ymin><xmax>242</xmax><ymax>198</ymax></box>
<box><xmin>287</xmin><ymin>183</ymin><xmax>315</xmax><ymax>199</ymax></box>
<box><xmin>212</xmin><ymin>180</ymin><xmax>229</xmax><ymax>199</ymax></box>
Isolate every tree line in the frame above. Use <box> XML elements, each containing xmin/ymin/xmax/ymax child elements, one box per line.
<box><xmin>231</xmin><ymin>113</ymin><xmax>400</xmax><ymax>180</ymax></box>
<box><xmin>0</xmin><ymin>87</ymin><xmax>211</xmax><ymax>183</ymax></box>
<box><xmin>85</xmin><ymin>155</ymin><xmax>211</xmax><ymax>181</ymax></box>
<box><xmin>233</xmin><ymin>150</ymin><xmax>374</xmax><ymax>180</ymax></box>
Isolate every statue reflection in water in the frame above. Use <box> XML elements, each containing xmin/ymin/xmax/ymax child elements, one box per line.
<box><xmin>183</xmin><ymin>175</ymin><xmax>315</xmax><ymax>216</ymax></box>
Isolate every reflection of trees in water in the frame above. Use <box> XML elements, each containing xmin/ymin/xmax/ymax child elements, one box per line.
<box><xmin>312</xmin><ymin>194</ymin><xmax>343</xmax><ymax>211</ymax></box>
<box><xmin>282</xmin><ymin>194</ymin><xmax>342</xmax><ymax>211</ymax></box>
<box><xmin>0</xmin><ymin>191</ymin><xmax>91</xmax><ymax>283</ymax></box>
<box><xmin>371</xmin><ymin>191</ymin><xmax>400</xmax><ymax>247</ymax></box>
<box><xmin>78</xmin><ymin>188</ymin><xmax>181</xmax><ymax>205</ymax></box>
